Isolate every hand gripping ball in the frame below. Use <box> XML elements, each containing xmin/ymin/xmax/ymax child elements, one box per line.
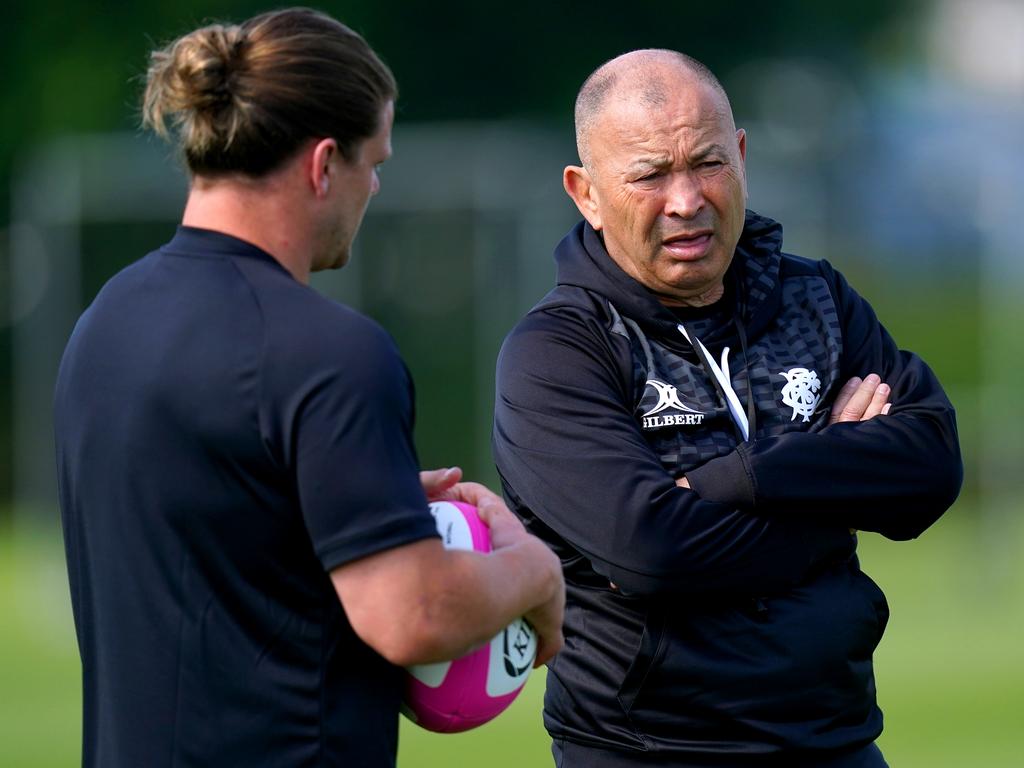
<box><xmin>401</xmin><ymin>500</ymin><xmax>537</xmax><ymax>732</ymax></box>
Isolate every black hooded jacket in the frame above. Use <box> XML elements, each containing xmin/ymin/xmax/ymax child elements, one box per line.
<box><xmin>492</xmin><ymin>212</ymin><xmax>962</xmax><ymax>764</ymax></box>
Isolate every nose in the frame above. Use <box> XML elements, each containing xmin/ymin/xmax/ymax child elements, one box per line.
<box><xmin>663</xmin><ymin>171</ymin><xmax>704</xmax><ymax>220</ymax></box>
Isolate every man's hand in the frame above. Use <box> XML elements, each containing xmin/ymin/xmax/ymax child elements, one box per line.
<box><xmin>474</xmin><ymin>488</ymin><xmax>566</xmax><ymax>667</ymax></box>
<box><xmin>419</xmin><ymin>473</ymin><xmax>566</xmax><ymax>667</ymax></box>
<box><xmin>420</xmin><ymin>467</ymin><xmax>463</xmax><ymax>500</ymax></box>
<box><xmin>829</xmin><ymin>373</ymin><xmax>891</xmax><ymax>425</ymax></box>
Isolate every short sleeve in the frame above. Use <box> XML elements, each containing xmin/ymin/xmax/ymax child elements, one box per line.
<box><xmin>287</xmin><ymin>319</ymin><xmax>438</xmax><ymax>571</ymax></box>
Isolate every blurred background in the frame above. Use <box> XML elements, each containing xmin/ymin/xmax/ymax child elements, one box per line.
<box><xmin>2</xmin><ymin>0</ymin><xmax>1022</xmax><ymax>765</ymax></box>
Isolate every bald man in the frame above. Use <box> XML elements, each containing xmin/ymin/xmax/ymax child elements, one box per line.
<box><xmin>493</xmin><ymin>50</ymin><xmax>961</xmax><ymax>767</ymax></box>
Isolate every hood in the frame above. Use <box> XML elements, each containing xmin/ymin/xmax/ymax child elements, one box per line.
<box><xmin>553</xmin><ymin>210</ymin><xmax>785</xmax><ymax>345</ymax></box>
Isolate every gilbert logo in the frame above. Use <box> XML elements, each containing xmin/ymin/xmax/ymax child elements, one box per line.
<box><xmin>779</xmin><ymin>367</ymin><xmax>821</xmax><ymax>422</ymax></box>
<box><xmin>641</xmin><ymin>379</ymin><xmax>705</xmax><ymax>430</ymax></box>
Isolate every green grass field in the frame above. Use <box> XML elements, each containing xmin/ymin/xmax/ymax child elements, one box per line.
<box><xmin>2</xmin><ymin>506</ymin><xmax>1021</xmax><ymax>767</ymax></box>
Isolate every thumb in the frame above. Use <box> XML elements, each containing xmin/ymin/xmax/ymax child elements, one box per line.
<box><xmin>420</xmin><ymin>467</ymin><xmax>462</xmax><ymax>499</ymax></box>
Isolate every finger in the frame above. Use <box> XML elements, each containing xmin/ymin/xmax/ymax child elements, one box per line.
<box><xmin>439</xmin><ymin>480</ymin><xmax>496</xmax><ymax>508</ymax></box>
<box><xmin>469</xmin><ymin>490</ymin><xmax>527</xmax><ymax>549</ymax></box>
<box><xmin>881</xmin><ymin>402</ymin><xmax>892</xmax><ymax>415</ymax></box>
<box><xmin>526</xmin><ymin>600</ymin><xmax>565</xmax><ymax>667</ymax></box>
<box><xmin>419</xmin><ymin>467</ymin><xmax>462</xmax><ymax>499</ymax></box>
<box><xmin>862</xmin><ymin>383</ymin><xmax>890</xmax><ymax>420</ymax></box>
<box><xmin>836</xmin><ymin>374</ymin><xmax>881</xmax><ymax>423</ymax></box>
<box><xmin>675</xmin><ymin>476</ymin><xmax>690</xmax><ymax>489</ymax></box>
<box><xmin>463</xmin><ymin>484</ymin><xmax>505</xmax><ymax>520</ymax></box>
<box><xmin>533</xmin><ymin>630</ymin><xmax>565</xmax><ymax>667</ymax></box>
<box><xmin>830</xmin><ymin>377</ymin><xmax>863</xmax><ymax>424</ymax></box>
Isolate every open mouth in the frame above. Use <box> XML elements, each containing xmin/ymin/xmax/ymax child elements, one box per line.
<box><xmin>662</xmin><ymin>231</ymin><xmax>713</xmax><ymax>259</ymax></box>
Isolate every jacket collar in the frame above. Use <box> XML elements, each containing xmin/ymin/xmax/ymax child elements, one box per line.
<box><xmin>553</xmin><ymin>210</ymin><xmax>784</xmax><ymax>343</ymax></box>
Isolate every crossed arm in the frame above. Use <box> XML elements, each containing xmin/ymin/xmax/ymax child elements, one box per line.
<box><xmin>494</xmin><ymin>292</ymin><xmax>960</xmax><ymax>596</ymax></box>
<box><xmin>676</xmin><ymin>373</ymin><xmax>891</xmax><ymax>492</ymax></box>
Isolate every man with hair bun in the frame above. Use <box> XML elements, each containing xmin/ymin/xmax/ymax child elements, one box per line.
<box><xmin>54</xmin><ymin>8</ymin><xmax>563</xmax><ymax>767</ymax></box>
<box><xmin>493</xmin><ymin>49</ymin><xmax>961</xmax><ymax>767</ymax></box>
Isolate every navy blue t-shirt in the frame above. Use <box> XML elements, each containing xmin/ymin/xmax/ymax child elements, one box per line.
<box><xmin>54</xmin><ymin>227</ymin><xmax>440</xmax><ymax>767</ymax></box>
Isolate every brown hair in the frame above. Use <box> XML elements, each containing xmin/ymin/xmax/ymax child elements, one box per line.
<box><xmin>142</xmin><ymin>7</ymin><xmax>396</xmax><ymax>176</ymax></box>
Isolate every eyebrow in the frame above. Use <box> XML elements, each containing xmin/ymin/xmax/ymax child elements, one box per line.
<box><xmin>690</xmin><ymin>143</ymin><xmax>729</xmax><ymax>162</ymax></box>
<box><xmin>625</xmin><ymin>142</ymin><xmax>731</xmax><ymax>174</ymax></box>
<box><xmin>626</xmin><ymin>156</ymin><xmax>671</xmax><ymax>173</ymax></box>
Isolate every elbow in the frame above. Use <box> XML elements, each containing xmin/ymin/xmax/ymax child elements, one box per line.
<box><xmin>347</xmin><ymin>613</ymin><xmax>418</xmax><ymax>667</ymax></box>
<box><xmin>366</xmin><ymin>635</ymin><xmax>423</xmax><ymax>668</ymax></box>
<box><xmin>881</xmin><ymin>456</ymin><xmax>963</xmax><ymax>541</ymax></box>
<box><xmin>355</xmin><ymin>607</ymin><xmax>471</xmax><ymax>668</ymax></box>
<box><xmin>378</xmin><ymin>630</ymin><xmax>451</xmax><ymax>669</ymax></box>
<box><xmin>878</xmin><ymin>419</ymin><xmax>964</xmax><ymax>540</ymax></box>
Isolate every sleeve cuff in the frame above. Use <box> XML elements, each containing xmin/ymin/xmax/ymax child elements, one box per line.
<box><xmin>316</xmin><ymin>513</ymin><xmax>440</xmax><ymax>573</ymax></box>
<box><xmin>685</xmin><ymin>446</ymin><xmax>756</xmax><ymax>508</ymax></box>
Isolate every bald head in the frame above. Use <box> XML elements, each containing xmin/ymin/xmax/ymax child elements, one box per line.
<box><xmin>574</xmin><ymin>50</ymin><xmax>731</xmax><ymax>169</ymax></box>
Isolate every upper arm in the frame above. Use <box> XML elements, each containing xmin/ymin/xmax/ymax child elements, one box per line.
<box><xmin>278</xmin><ymin>319</ymin><xmax>439</xmax><ymax>570</ymax></box>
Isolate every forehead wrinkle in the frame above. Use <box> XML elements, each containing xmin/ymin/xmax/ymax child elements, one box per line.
<box><xmin>597</xmin><ymin>101</ymin><xmax>728</xmax><ymax>167</ymax></box>
<box><xmin>575</xmin><ymin>50</ymin><xmax>733</xmax><ymax>165</ymax></box>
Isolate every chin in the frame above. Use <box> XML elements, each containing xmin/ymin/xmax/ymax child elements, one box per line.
<box><xmin>325</xmin><ymin>246</ymin><xmax>352</xmax><ymax>271</ymax></box>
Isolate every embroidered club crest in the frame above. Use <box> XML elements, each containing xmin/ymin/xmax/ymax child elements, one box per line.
<box><xmin>778</xmin><ymin>367</ymin><xmax>821</xmax><ymax>422</ymax></box>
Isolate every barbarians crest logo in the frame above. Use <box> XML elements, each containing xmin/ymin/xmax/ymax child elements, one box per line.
<box><xmin>778</xmin><ymin>367</ymin><xmax>821</xmax><ymax>422</ymax></box>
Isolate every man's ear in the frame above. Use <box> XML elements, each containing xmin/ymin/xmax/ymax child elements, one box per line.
<box><xmin>310</xmin><ymin>138</ymin><xmax>339</xmax><ymax>198</ymax></box>
<box><xmin>735</xmin><ymin>128</ymin><xmax>748</xmax><ymax>201</ymax></box>
<box><xmin>563</xmin><ymin>165</ymin><xmax>602</xmax><ymax>230</ymax></box>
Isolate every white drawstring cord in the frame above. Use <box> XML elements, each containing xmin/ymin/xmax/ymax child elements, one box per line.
<box><xmin>677</xmin><ymin>324</ymin><xmax>749</xmax><ymax>441</ymax></box>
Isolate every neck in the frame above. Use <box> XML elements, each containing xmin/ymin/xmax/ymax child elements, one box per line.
<box><xmin>182</xmin><ymin>174</ymin><xmax>313</xmax><ymax>284</ymax></box>
<box><xmin>655</xmin><ymin>282</ymin><xmax>726</xmax><ymax>308</ymax></box>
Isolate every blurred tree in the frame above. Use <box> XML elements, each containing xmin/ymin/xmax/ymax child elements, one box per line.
<box><xmin>0</xmin><ymin>0</ymin><xmax>923</xmax><ymax>510</ymax></box>
<box><xmin>0</xmin><ymin>0</ymin><xmax>922</xmax><ymax>224</ymax></box>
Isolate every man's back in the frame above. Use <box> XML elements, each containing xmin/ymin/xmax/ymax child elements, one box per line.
<box><xmin>55</xmin><ymin>227</ymin><xmax>430</xmax><ymax>767</ymax></box>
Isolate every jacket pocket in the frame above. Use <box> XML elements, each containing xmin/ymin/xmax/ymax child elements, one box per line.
<box><xmin>616</xmin><ymin>609</ymin><xmax>667</xmax><ymax>716</ymax></box>
<box><xmin>851</xmin><ymin>565</ymin><xmax>890</xmax><ymax>646</ymax></box>
<box><xmin>613</xmin><ymin>565</ymin><xmax>888</xmax><ymax>748</ymax></box>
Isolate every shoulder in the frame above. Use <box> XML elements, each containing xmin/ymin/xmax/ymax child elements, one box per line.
<box><xmin>777</xmin><ymin>252</ymin><xmax>858</xmax><ymax>293</ymax></box>
<box><xmin>777</xmin><ymin>254</ymin><xmax>869</xmax><ymax>320</ymax></box>
<box><xmin>502</xmin><ymin>285</ymin><xmax>622</xmax><ymax>358</ymax></box>
<box><xmin>510</xmin><ymin>284</ymin><xmax>620</xmax><ymax>341</ymax></box>
<box><xmin>298</xmin><ymin>302</ymin><xmax>403</xmax><ymax>385</ymax></box>
<box><xmin>778</xmin><ymin>251</ymin><xmax>829</xmax><ymax>280</ymax></box>
<box><xmin>240</xmin><ymin>278</ymin><xmax>409</xmax><ymax>412</ymax></box>
<box><xmin>238</xmin><ymin>266</ymin><xmax>402</xmax><ymax>372</ymax></box>
<box><xmin>776</xmin><ymin>252</ymin><xmax>868</xmax><ymax>313</ymax></box>
<box><xmin>498</xmin><ymin>285</ymin><xmax>632</xmax><ymax>393</ymax></box>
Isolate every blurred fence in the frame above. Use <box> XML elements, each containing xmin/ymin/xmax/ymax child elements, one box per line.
<box><xmin>8</xmin><ymin>124</ymin><xmax>579</xmax><ymax>520</ymax></box>
<box><xmin>8</xmin><ymin>62</ymin><xmax>1023</xmax><ymax>535</ymax></box>
<box><xmin>6</xmin><ymin>115</ymin><xmax>843</xmax><ymax>520</ymax></box>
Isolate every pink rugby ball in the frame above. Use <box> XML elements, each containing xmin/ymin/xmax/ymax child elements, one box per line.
<box><xmin>401</xmin><ymin>501</ymin><xmax>537</xmax><ymax>733</ymax></box>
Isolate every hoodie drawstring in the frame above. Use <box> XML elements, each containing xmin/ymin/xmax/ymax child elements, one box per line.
<box><xmin>677</xmin><ymin>318</ymin><xmax>756</xmax><ymax>442</ymax></box>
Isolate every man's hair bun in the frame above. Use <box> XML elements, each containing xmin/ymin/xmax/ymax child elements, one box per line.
<box><xmin>141</xmin><ymin>9</ymin><xmax>395</xmax><ymax>178</ymax></box>
<box><xmin>143</xmin><ymin>24</ymin><xmax>249</xmax><ymax>159</ymax></box>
